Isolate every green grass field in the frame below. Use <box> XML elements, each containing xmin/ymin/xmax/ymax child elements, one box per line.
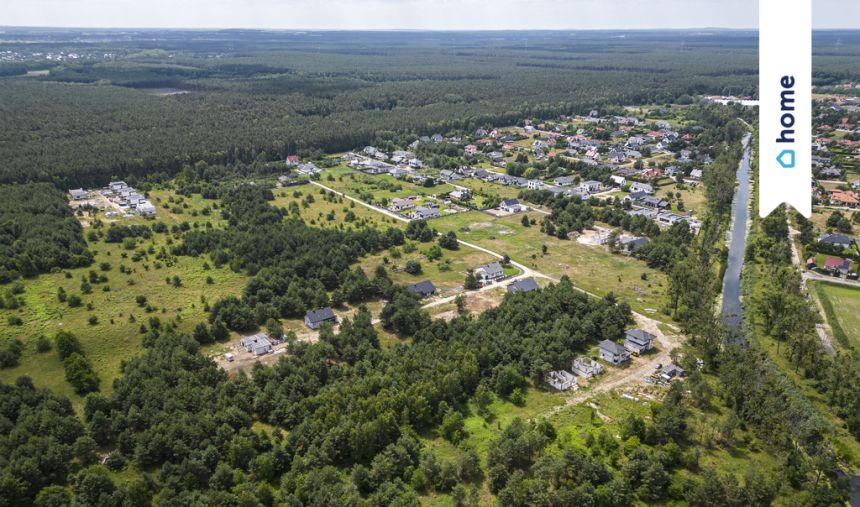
<box><xmin>431</xmin><ymin>211</ymin><xmax>671</xmax><ymax>319</ymax></box>
<box><xmin>321</xmin><ymin>168</ymin><xmax>456</xmax><ymax>205</ymax></box>
<box><xmin>359</xmin><ymin>245</ymin><xmax>498</xmax><ymax>294</ymax></box>
<box><xmin>271</xmin><ymin>183</ymin><xmax>403</xmax><ymax>231</ymax></box>
<box><xmin>654</xmin><ymin>182</ymin><xmax>708</xmax><ymax>216</ymax></box>
<box><xmin>811</xmin><ymin>281</ymin><xmax>860</xmax><ymax>351</ymax></box>
<box><xmin>0</xmin><ymin>189</ymin><xmax>248</xmax><ymax>407</ymax></box>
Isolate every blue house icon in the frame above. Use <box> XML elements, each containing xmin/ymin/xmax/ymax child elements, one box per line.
<box><xmin>777</xmin><ymin>150</ymin><xmax>795</xmax><ymax>169</ymax></box>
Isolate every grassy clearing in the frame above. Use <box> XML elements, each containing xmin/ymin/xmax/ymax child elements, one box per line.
<box><xmin>810</xmin><ymin>281</ymin><xmax>860</xmax><ymax>351</ymax></box>
<box><xmin>321</xmin><ymin>169</ymin><xmax>456</xmax><ymax>204</ymax></box>
<box><xmin>432</xmin><ymin>211</ymin><xmax>671</xmax><ymax>319</ymax></box>
<box><xmin>0</xmin><ymin>189</ymin><xmax>248</xmax><ymax>408</ymax></box>
<box><xmin>271</xmin><ymin>183</ymin><xmax>402</xmax><ymax>231</ymax></box>
<box><xmin>359</xmin><ymin>244</ymin><xmax>497</xmax><ymax>294</ymax></box>
<box><xmin>654</xmin><ymin>182</ymin><xmax>708</xmax><ymax>216</ymax></box>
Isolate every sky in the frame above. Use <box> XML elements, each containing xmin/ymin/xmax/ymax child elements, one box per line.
<box><xmin>2</xmin><ymin>0</ymin><xmax>859</xmax><ymax>31</ymax></box>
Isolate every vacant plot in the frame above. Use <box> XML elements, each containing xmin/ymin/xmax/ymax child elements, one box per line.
<box><xmin>321</xmin><ymin>170</ymin><xmax>456</xmax><ymax>206</ymax></box>
<box><xmin>433</xmin><ymin>211</ymin><xmax>670</xmax><ymax>318</ymax></box>
<box><xmin>271</xmin><ymin>183</ymin><xmax>402</xmax><ymax>231</ymax></box>
<box><xmin>654</xmin><ymin>182</ymin><xmax>707</xmax><ymax>216</ymax></box>
<box><xmin>808</xmin><ymin>208</ymin><xmax>856</xmax><ymax>236</ymax></box>
<box><xmin>811</xmin><ymin>281</ymin><xmax>860</xmax><ymax>351</ymax></box>
<box><xmin>359</xmin><ymin>243</ymin><xmax>497</xmax><ymax>294</ymax></box>
<box><xmin>0</xmin><ymin>189</ymin><xmax>248</xmax><ymax>407</ymax></box>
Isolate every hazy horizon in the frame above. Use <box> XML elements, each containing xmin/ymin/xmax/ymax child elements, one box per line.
<box><xmin>1</xmin><ymin>0</ymin><xmax>856</xmax><ymax>31</ymax></box>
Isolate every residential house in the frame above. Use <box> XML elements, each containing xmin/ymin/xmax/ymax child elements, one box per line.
<box><xmin>599</xmin><ymin>340</ymin><xmax>631</xmax><ymax>365</ymax></box>
<box><xmin>610</xmin><ymin>175</ymin><xmax>627</xmax><ymax>187</ymax></box>
<box><xmin>571</xmin><ymin>357</ymin><xmax>604</xmax><ymax>378</ymax></box>
<box><xmin>607</xmin><ymin>148</ymin><xmax>626</xmax><ymax>164</ymax></box>
<box><xmin>819</xmin><ymin>166</ymin><xmax>843</xmax><ymax>179</ymax></box>
<box><xmin>545</xmin><ymin>370</ymin><xmax>577</xmax><ymax>391</ymax></box>
<box><xmin>527</xmin><ymin>180</ymin><xmax>544</xmax><ymax>190</ymax></box>
<box><xmin>475</xmin><ymin>261</ymin><xmax>505</xmax><ymax>283</ymax></box>
<box><xmin>641</xmin><ymin>196</ymin><xmax>669</xmax><ymax>209</ymax></box>
<box><xmin>69</xmin><ymin>188</ymin><xmax>88</xmax><ymax>200</ymax></box>
<box><xmin>500</xmin><ymin>199</ymin><xmax>523</xmax><ymax>213</ymax></box>
<box><xmin>408</xmin><ymin>158</ymin><xmax>423</xmax><ymax>169</ymax></box>
<box><xmin>406</xmin><ymin>280</ymin><xmax>437</xmax><ymax>298</ymax></box>
<box><xmin>824</xmin><ymin>257</ymin><xmax>852</xmax><ymax>275</ymax></box>
<box><xmin>439</xmin><ymin>169</ymin><xmax>460</xmax><ymax>182</ymax></box>
<box><xmin>819</xmin><ymin>233</ymin><xmax>855</xmax><ymax>250</ymax></box>
<box><xmin>363</xmin><ymin>146</ymin><xmax>378</xmax><ymax>156</ymax></box>
<box><xmin>830</xmin><ymin>189</ymin><xmax>860</xmax><ymax>208</ymax></box>
<box><xmin>304</xmin><ymin>307</ymin><xmax>337</xmax><ymax>330</ymax></box>
<box><xmin>624</xmin><ymin>329</ymin><xmax>656</xmax><ymax>355</ymax></box>
<box><xmin>286</xmin><ymin>155</ymin><xmax>300</xmax><ymax>166</ymax></box>
<box><xmin>297</xmin><ymin>163</ymin><xmax>320</xmax><ymax>175</ymax></box>
<box><xmin>390</xmin><ymin>197</ymin><xmax>416</xmax><ymax>212</ymax></box>
<box><xmin>553</xmin><ymin>176</ymin><xmax>577</xmax><ymax>187</ymax></box>
<box><xmin>464</xmin><ymin>144</ymin><xmax>479</xmax><ymax>156</ymax></box>
<box><xmin>109</xmin><ymin>181</ymin><xmax>128</xmax><ymax>193</ymax></box>
<box><xmin>507</xmin><ymin>277</ymin><xmax>539</xmax><ymax>293</ymax></box>
<box><xmin>580</xmin><ymin>180</ymin><xmax>602</xmax><ymax>193</ymax></box>
<box><xmin>431</xmin><ymin>134</ymin><xmax>445</xmax><ymax>143</ymax></box>
<box><xmin>688</xmin><ymin>169</ymin><xmax>703</xmax><ymax>181</ymax></box>
<box><xmin>625</xmin><ymin>150</ymin><xmax>642</xmax><ymax>159</ymax></box>
<box><xmin>450</xmin><ymin>189</ymin><xmax>472</xmax><ymax>201</ymax></box>
<box><xmin>240</xmin><ymin>333</ymin><xmax>273</xmax><ymax>356</ymax></box>
<box><xmin>625</xmin><ymin>136</ymin><xmax>644</xmax><ymax>148</ymax></box>
<box><xmin>410</xmin><ymin>206</ymin><xmax>441</xmax><ymax>220</ymax></box>
<box><xmin>629</xmin><ymin>182</ymin><xmax>654</xmax><ymax>194</ymax></box>
<box><xmin>488</xmin><ymin>151</ymin><xmax>504</xmax><ymax>162</ymax></box>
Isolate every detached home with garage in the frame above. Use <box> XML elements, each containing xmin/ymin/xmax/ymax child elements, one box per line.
<box><xmin>475</xmin><ymin>261</ymin><xmax>505</xmax><ymax>283</ymax></box>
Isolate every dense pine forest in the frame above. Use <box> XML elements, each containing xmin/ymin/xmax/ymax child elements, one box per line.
<box><xmin>0</xmin><ymin>29</ymin><xmax>766</xmax><ymax>187</ymax></box>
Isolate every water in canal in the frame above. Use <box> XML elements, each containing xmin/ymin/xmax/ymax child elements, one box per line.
<box><xmin>720</xmin><ymin>134</ymin><xmax>752</xmax><ymax>330</ymax></box>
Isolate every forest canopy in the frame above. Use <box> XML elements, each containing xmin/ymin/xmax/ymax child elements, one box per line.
<box><xmin>0</xmin><ymin>183</ymin><xmax>92</xmax><ymax>283</ymax></box>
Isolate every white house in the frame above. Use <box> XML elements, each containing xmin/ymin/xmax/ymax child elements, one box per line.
<box><xmin>610</xmin><ymin>175</ymin><xmax>626</xmax><ymax>187</ymax></box>
<box><xmin>500</xmin><ymin>199</ymin><xmax>523</xmax><ymax>213</ymax></box>
<box><xmin>580</xmin><ymin>180</ymin><xmax>602</xmax><ymax>193</ymax></box>
<box><xmin>630</xmin><ymin>182</ymin><xmax>654</xmax><ymax>194</ymax></box>
<box><xmin>475</xmin><ymin>261</ymin><xmax>504</xmax><ymax>283</ymax></box>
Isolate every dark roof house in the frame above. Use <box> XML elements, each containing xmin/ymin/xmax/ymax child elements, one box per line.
<box><xmin>407</xmin><ymin>280</ymin><xmax>437</xmax><ymax>298</ymax></box>
<box><xmin>304</xmin><ymin>307</ymin><xmax>337</xmax><ymax>330</ymax></box>
<box><xmin>507</xmin><ymin>277</ymin><xmax>539</xmax><ymax>293</ymax></box>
